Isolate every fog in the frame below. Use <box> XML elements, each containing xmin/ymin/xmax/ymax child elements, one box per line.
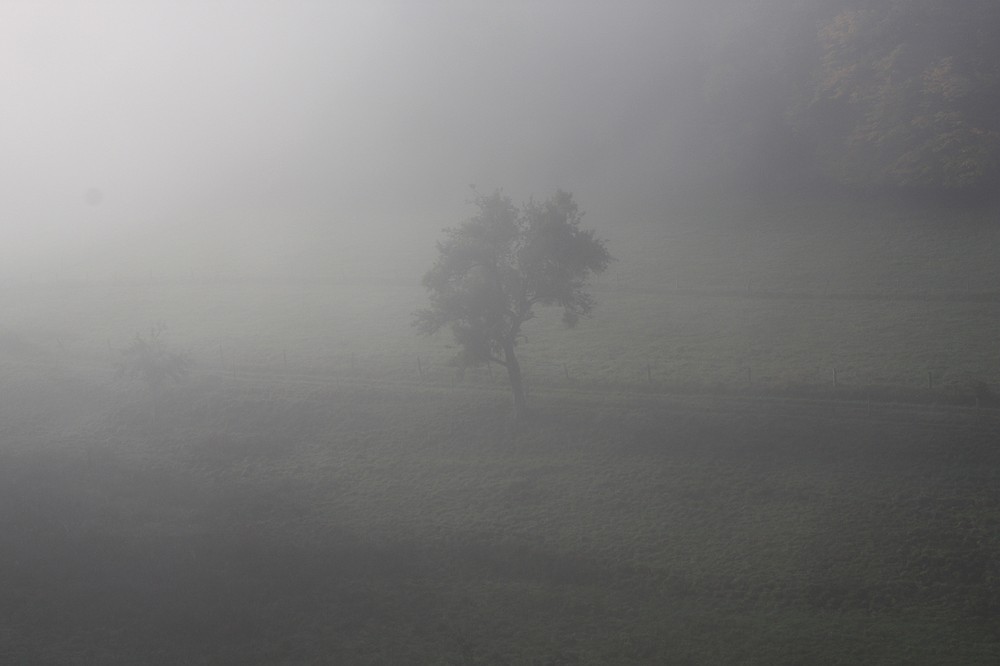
<box><xmin>6</xmin><ymin>3</ymin><xmax>1000</xmax><ymax>662</ymax></box>
<box><xmin>2</xmin><ymin>0</ymin><xmax>712</xmax><ymax>282</ymax></box>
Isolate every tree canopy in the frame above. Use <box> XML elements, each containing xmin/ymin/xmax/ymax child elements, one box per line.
<box><xmin>691</xmin><ymin>0</ymin><xmax>1000</xmax><ymax>198</ymax></box>
<box><xmin>800</xmin><ymin>0</ymin><xmax>1000</xmax><ymax>192</ymax></box>
<box><xmin>415</xmin><ymin>190</ymin><xmax>611</xmax><ymax>419</ymax></box>
<box><xmin>117</xmin><ymin>323</ymin><xmax>191</xmax><ymax>422</ymax></box>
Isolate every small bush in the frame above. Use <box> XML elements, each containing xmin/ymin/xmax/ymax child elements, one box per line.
<box><xmin>117</xmin><ymin>323</ymin><xmax>191</xmax><ymax>390</ymax></box>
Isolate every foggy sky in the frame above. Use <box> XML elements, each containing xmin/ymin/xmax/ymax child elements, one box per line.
<box><xmin>2</xmin><ymin>1</ymin><xmax>709</xmax><ymax>280</ymax></box>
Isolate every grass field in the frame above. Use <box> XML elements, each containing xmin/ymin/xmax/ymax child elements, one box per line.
<box><xmin>4</xmin><ymin>194</ymin><xmax>998</xmax><ymax>397</ymax></box>
<box><xmin>2</xmin><ymin>194</ymin><xmax>1000</xmax><ymax>663</ymax></box>
<box><xmin>3</xmin><ymin>278</ymin><xmax>997</xmax><ymax>402</ymax></box>
<box><xmin>2</xmin><ymin>366</ymin><xmax>998</xmax><ymax>664</ymax></box>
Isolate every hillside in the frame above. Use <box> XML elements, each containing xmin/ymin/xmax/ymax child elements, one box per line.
<box><xmin>5</xmin><ymin>195</ymin><xmax>998</xmax><ymax>399</ymax></box>
<box><xmin>2</xmin><ymin>194</ymin><xmax>1000</xmax><ymax>662</ymax></box>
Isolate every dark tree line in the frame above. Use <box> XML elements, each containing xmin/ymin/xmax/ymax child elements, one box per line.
<box><xmin>693</xmin><ymin>0</ymin><xmax>1000</xmax><ymax>198</ymax></box>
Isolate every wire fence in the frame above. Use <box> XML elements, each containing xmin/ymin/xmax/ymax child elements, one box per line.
<box><xmin>4</xmin><ymin>274</ymin><xmax>997</xmax><ymax>414</ymax></box>
<box><xmin>185</xmin><ymin>341</ymin><xmax>998</xmax><ymax>412</ymax></box>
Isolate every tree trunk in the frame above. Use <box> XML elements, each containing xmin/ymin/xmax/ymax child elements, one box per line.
<box><xmin>503</xmin><ymin>341</ymin><xmax>527</xmax><ymax>420</ymax></box>
<box><xmin>150</xmin><ymin>383</ymin><xmax>163</xmax><ymax>429</ymax></box>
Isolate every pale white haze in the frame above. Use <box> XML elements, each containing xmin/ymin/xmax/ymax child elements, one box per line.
<box><xmin>1</xmin><ymin>1</ymin><xmax>705</xmax><ymax>281</ymax></box>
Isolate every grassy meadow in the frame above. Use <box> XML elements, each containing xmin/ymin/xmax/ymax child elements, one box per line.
<box><xmin>4</xmin><ymin>194</ymin><xmax>998</xmax><ymax>397</ymax></box>
<box><xmin>2</xmin><ymin>367</ymin><xmax>998</xmax><ymax>663</ymax></box>
<box><xmin>2</xmin><ymin>195</ymin><xmax>1000</xmax><ymax>663</ymax></box>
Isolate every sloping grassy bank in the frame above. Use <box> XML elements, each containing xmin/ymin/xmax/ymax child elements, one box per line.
<box><xmin>2</xmin><ymin>370</ymin><xmax>998</xmax><ymax>664</ymax></box>
<box><xmin>4</xmin><ymin>193</ymin><xmax>1000</xmax><ymax>401</ymax></box>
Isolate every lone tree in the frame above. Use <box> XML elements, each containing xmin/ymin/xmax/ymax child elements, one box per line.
<box><xmin>117</xmin><ymin>322</ymin><xmax>191</xmax><ymax>423</ymax></box>
<box><xmin>415</xmin><ymin>189</ymin><xmax>611</xmax><ymax>420</ymax></box>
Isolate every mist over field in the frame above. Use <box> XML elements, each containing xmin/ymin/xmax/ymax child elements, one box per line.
<box><xmin>6</xmin><ymin>1</ymin><xmax>999</xmax><ymax>281</ymax></box>
<box><xmin>2</xmin><ymin>1</ymin><xmax>711</xmax><ymax>282</ymax></box>
<box><xmin>3</xmin><ymin>1</ymin><xmax>1000</xmax><ymax>663</ymax></box>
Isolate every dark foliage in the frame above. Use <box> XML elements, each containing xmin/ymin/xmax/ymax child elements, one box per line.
<box><xmin>118</xmin><ymin>323</ymin><xmax>190</xmax><ymax>389</ymax></box>
<box><xmin>415</xmin><ymin>190</ymin><xmax>611</xmax><ymax>418</ymax></box>
<box><xmin>695</xmin><ymin>0</ymin><xmax>1000</xmax><ymax>197</ymax></box>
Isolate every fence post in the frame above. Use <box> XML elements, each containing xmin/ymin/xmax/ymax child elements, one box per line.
<box><xmin>832</xmin><ymin>367</ymin><xmax>838</xmax><ymax>387</ymax></box>
<box><xmin>927</xmin><ymin>371</ymin><xmax>933</xmax><ymax>390</ymax></box>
